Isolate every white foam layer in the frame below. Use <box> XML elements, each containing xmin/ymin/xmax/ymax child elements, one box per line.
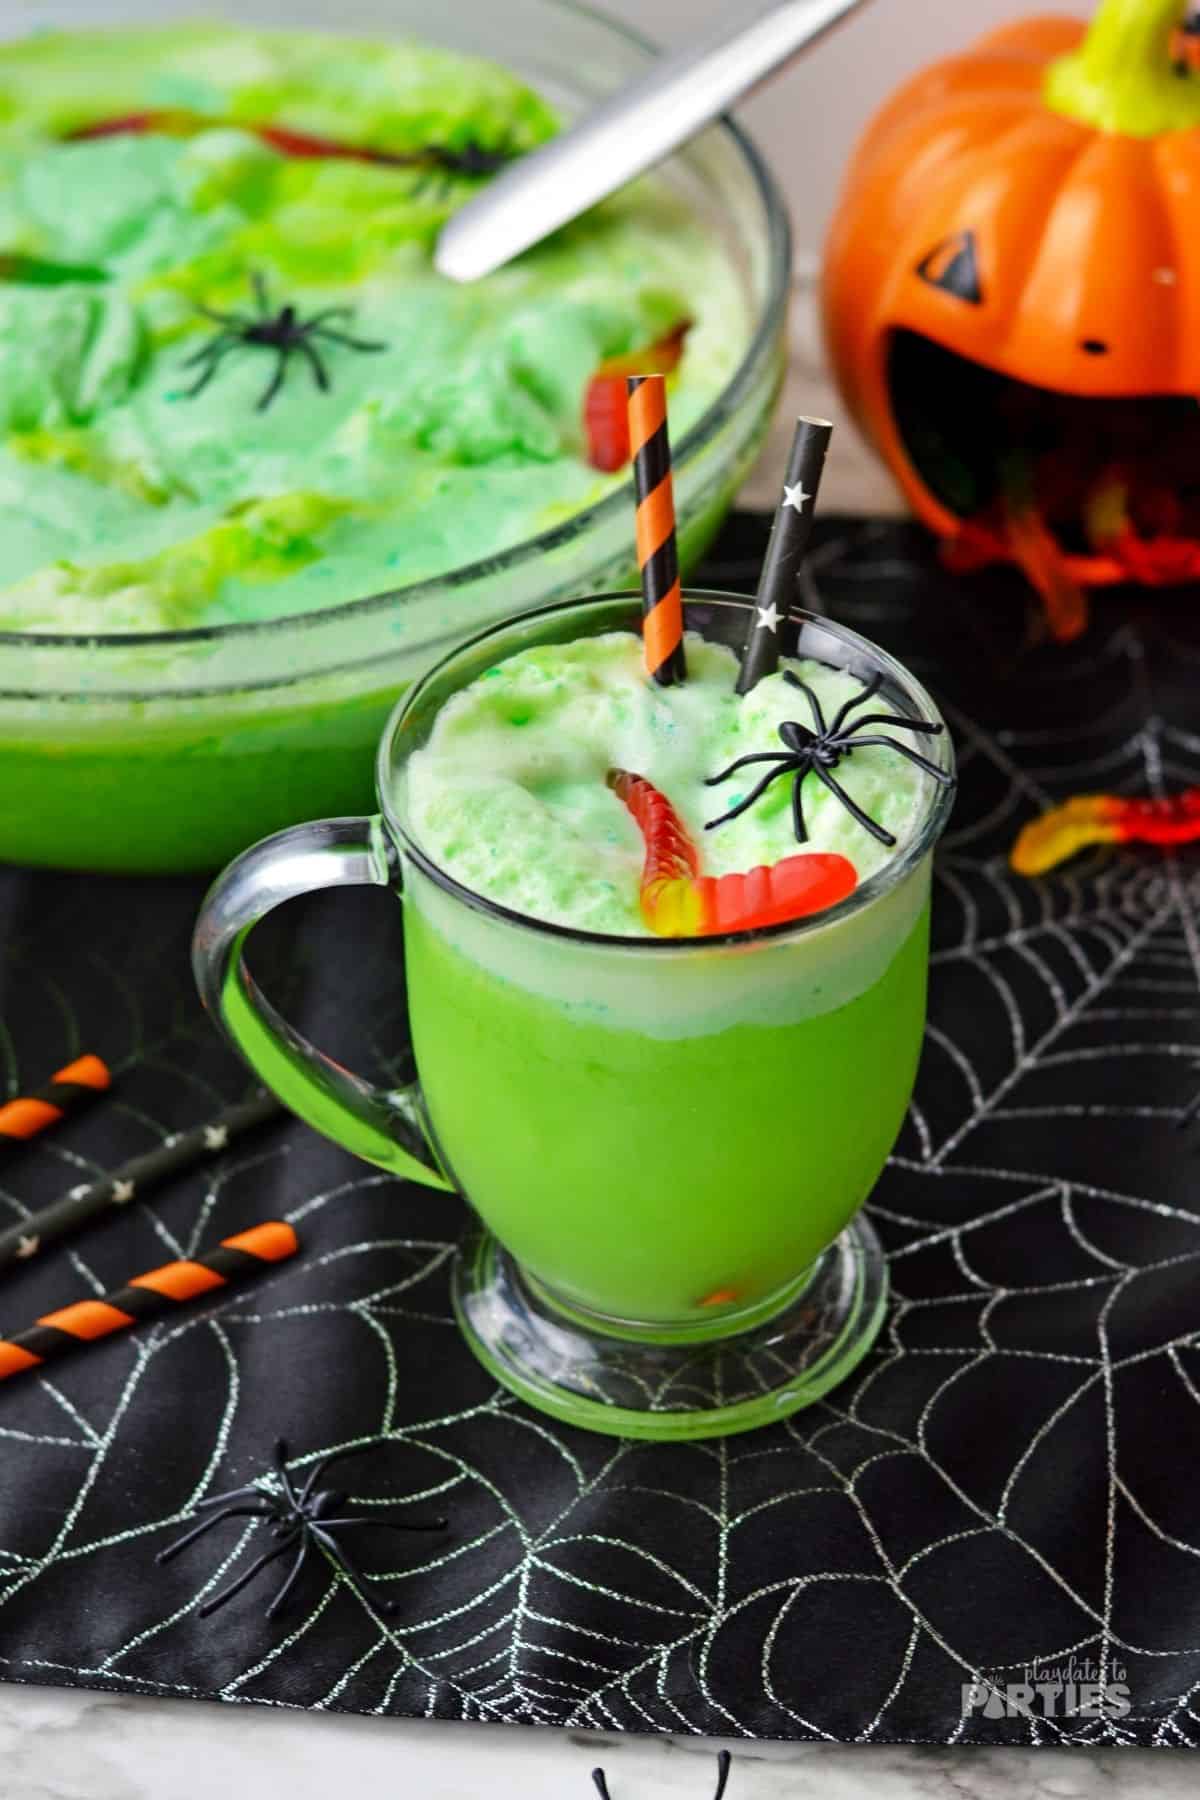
<box><xmin>402</xmin><ymin>631</ymin><xmax>933</xmax><ymax>939</ymax></box>
<box><xmin>405</xmin><ymin>851</ymin><xmax>932</xmax><ymax>1041</ymax></box>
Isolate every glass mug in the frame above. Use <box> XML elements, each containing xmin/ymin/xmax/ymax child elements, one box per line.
<box><xmin>193</xmin><ymin>595</ymin><xmax>955</xmax><ymax>1440</ymax></box>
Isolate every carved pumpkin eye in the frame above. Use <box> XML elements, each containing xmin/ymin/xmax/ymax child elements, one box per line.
<box><xmin>915</xmin><ymin>230</ymin><xmax>983</xmax><ymax>305</ymax></box>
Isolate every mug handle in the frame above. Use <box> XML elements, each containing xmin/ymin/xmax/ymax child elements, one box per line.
<box><xmin>192</xmin><ymin>816</ymin><xmax>454</xmax><ymax>1192</ymax></box>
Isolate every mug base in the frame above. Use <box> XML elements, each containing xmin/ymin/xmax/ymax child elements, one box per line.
<box><xmin>451</xmin><ymin>1216</ymin><xmax>888</xmax><ymax>1440</ymax></box>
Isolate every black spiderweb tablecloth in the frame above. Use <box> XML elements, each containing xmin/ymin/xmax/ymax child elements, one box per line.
<box><xmin>1</xmin><ymin>515</ymin><xmax>1200</xmax><ymax>1749</ymax></box>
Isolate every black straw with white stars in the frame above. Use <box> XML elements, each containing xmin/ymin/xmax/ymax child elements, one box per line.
<box><xmin>735</xmin><ymin>415</ymin><xmax>833</xmax><ymax>697</ymax></box>
<box><xmin>0</xmin><ymin>1090</ymin><xmax>283</xmax><ymax>1277</ymax></box>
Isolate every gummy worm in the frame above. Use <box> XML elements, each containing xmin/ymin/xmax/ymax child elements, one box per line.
<box><xmin>1002</xmin><ymin>495</ymin><xmax>1088</xmax><ymax>644</ymax></box>
<box><xmin>607</xmin><ymin>768</ymin><xmax>857</xmax><ymax>936</ymax></box>
<box><xmin>583</xmin><ymin>322</ymin><xmax>691</xmax><ymax>473</ymax></box>
<box><xmin>65</xmin><ymin>108</ymin><xmax>457</xmax><ymax>169</ymax></box>
<box><xmin>1086</xmin><ymin>472</ymin><xmax>1200</xmax><ymax>586</ymax></box>
<box><xmin>1011</xmin><ymin>788</ymin><xmax>1200</xmax><ymax>876</ymax></box>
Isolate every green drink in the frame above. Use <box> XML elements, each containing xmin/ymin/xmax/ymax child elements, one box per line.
<box><xmin>405</xmin><ymin>889</ymin><xmax>929</xmax><ymax>1324</ymax></box>
<box><xmin>194</xmin><ymin>594</ymin><xmax>955</xmax><ymax>1438</ymax></box>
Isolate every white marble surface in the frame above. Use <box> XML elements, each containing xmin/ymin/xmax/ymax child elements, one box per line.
<box><xmin>0</xmin><ymin>284</ymin><xmax>1186</xmax><ymax>1800</ymax></box>
<box><xmin>0</xmin><ymin>1683</ymin><xmax>1195</xmax><ymax>1799</ymax></box>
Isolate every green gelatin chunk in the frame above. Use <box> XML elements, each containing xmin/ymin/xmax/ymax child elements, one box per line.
<box><xmin>0</xmin><ymin>24</ymin><xmax>748</xmax><ymax>634</ymax></box>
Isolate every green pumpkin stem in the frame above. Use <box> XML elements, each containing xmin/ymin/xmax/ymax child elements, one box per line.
<box><xmin>1045</xmin><ymin>0</ymin><xmax>1200</xmax><ymax>136</ymax></box>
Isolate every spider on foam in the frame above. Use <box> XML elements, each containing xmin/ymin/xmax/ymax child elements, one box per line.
<box><xmin>180</xmin><ymin>272</ymin><xmax>387</xmax><ymax>412</ymax></box>
<box><xmin>705</xmin><ymin>670</ymin><xmax>954</xmax><ymax>846</ymax></box>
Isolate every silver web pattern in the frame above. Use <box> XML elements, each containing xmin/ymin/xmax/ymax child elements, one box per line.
<box><xmin>0</xmin><ymin>524</ymin><xmax>1198</xmax><ymax>1747</ymax></box>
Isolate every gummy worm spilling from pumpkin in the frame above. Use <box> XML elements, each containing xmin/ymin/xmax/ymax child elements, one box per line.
<box><xmin>44</xmin><ymin>108</ymin><xmax>691</xmax><ymax>469</ymax></box>
<box><xmin>823</xmin><ymin>0</ymin><xmax>1200</xmax><ymax>641</ymax></box>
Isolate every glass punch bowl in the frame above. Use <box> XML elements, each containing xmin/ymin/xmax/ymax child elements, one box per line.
<box><xmin>1</xmin><ymin>0</ymin><xmax>789</xmax><ymax>870</ymax></box>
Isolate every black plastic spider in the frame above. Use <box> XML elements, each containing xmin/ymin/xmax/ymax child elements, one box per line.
<box><xmin>403</xmin><ymin>137</ymin><xmax>518</xmax><ymax>201</ymax></box>
<box><xmin>593</xmin><ymin>1751</ymin><xmax>731</xmax><ymax>1799</ymax></box>
<box><xmin>181</xmin><ymin>272</ymin><xmax>386</xmax><ymax>412</ymax></box>
<box><xmin>424</xmin><ymin>140</ymin><xmax>514</xmax><ymax>179</ymax></box>
<box><xmin>157</xmin><ymin>1438</ymin><xmax>445</xmax><ymax>1621</ymax></box>
<box><xmin>706</xmin><ymin>670</ymin><xmax>954</xmax><ymax>845</ymax></box>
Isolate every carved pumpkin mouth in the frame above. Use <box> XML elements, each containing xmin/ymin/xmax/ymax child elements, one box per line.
<box><xmin>888</xmin><ymin>328</ymin><xmax>1200</xmax><ymax>593</ymax></box>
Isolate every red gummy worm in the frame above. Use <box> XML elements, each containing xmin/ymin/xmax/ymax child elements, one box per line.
<box><xmin>584</xmin><ymin>323</ymin><xmax>691</xmax><ymax>473</ymax></box>
<box><xmin>607</xmin><ymin>768</ymin><xmax>856</xmax><ymax>935</ymax></box>
<box><xmin>1012</xmin><ymin>787</ymin><xmax>1200</xmax><ymax>875</ymax></box>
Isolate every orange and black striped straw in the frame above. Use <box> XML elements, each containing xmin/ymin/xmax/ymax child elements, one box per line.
<box><xmin>0</xmin><ymin>1054</ymin><xmax>111</xmax><ymax>1148</ymax></box>
<box><xmin>0</xmin><ymin>1221</ymin><xmax>298</xmax><ymax>1383</ymax></box>
<box><xmin>627</xmin><ymin>374</ymin><xmax>686</xmax><ymax>686</ymax></box>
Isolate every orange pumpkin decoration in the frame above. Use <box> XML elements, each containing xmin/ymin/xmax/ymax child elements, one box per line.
<box><xmin>823</xmin><ymin>0</ymin><xmax>1200</xmax><ymax>638</ymax></box>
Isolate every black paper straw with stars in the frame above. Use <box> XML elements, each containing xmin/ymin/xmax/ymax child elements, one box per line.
<box><xmin>0</xmin><ymin>1090</ymin><xmax>283</xmax><ymax>1277</ymax></box>
<box><xmin>735</xmin><ymin>415</ymin><xmax>833</xmax><ymax>697</ymax></box>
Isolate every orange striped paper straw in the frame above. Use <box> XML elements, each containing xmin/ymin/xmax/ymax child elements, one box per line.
<box><xmin>627</xmin><ymin>374</ymin><xmax>686</xmax><ymax>686</ymax></box>
<box><xmin>0</xmin><ymin>1054</ymin><xmax>111</xmax><ymax>1146</ymax></box>
<box><xmin>0</xmin><ymin>1221</ymin><xmax>298</xmax><ymax>1382</ymax></box>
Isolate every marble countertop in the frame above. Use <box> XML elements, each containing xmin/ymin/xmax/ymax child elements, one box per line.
<box><xmin>2</xmin><ymin>1683</ymin><xmax>1196</xmax><ymax>1800</ymax></box>
<box><xmin>1</xmin><ymin>283</ymin><xmax>1190</xmax><ymax>1800</ymax></box>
